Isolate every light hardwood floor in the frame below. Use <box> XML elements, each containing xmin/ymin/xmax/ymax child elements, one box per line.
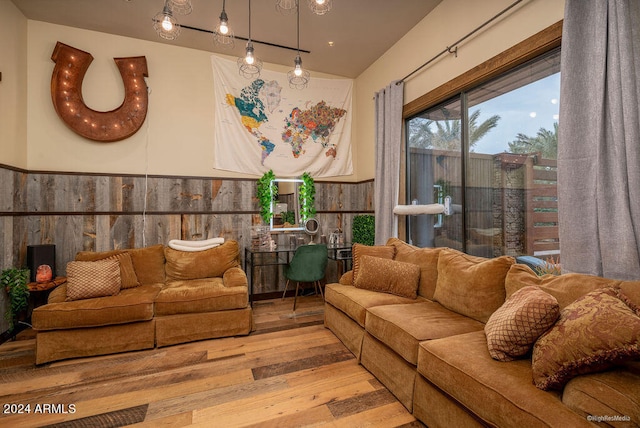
<box><xmin>0</xmin><ymin>296</ymin><xmax>424</xmax><ymax>427</ymax></box>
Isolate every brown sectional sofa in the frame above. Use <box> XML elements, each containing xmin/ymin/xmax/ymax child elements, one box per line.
<box><xmin>32</xmin><ymin>240</ymin><xmax>252</xmax><ymax>364</ymax></box>
<box><xmin>324</xmin><ymin>238</ymin><xmax>640</xmax><ymax>427</ymax></box>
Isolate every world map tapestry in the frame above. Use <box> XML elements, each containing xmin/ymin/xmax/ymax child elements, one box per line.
<box><xmin>211</xmin><ymin>55</ymin><xmax>353</xmax><ymax>178</ymax></box>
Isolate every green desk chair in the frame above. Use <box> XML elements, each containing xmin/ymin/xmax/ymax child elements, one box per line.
<box><xmin>282</xmin><ymin>244</ymin><xmax>328</xmax><ymax>311</ymax></box>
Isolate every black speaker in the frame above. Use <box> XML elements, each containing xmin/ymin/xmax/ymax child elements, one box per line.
<box><xmin>27</xmin><ymin>244</ymin><xmax>56</xmax><ymax>283</ymax></box>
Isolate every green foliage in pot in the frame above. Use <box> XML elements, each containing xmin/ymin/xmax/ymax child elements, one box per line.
<box><xmin>299</xmin><ymin>172</ymin><xmax>316</xmax><ymax>222</ymax></box>
<box><xmin>2</xmin><ymin>268</ymin><xmax>30</xmax><ymax>331</ymax></box>
<box><xmin>256</xmin><ymin>170</ymin><xmax>278</xmax><ymax>224</ymax></box>
<box><xmin>352</xmin><ymin>215</ymin><xmax>375</xmax><ymax>246</ymax></box>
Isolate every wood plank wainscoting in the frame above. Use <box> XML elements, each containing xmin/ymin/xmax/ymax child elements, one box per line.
<box><xmin>0</xmin><ymin>163</ymin><xmax>373</xmax><ymax>333</ymax></box>
<box><xmin>0</xmin><ymin>296</ymin><xmax>424</xmax><ymax>427</ymax></box>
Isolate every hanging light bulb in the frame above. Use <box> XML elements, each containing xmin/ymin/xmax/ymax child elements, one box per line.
<box><xmin>168</xmin><ymin>0</ymin><xmax>192</xmax><ymax>15</ymax></box>
<box><xmin>213</xmin><ymin>0</ymin><xmax>235</xmax><ymax>48</ymax></box>
<box><xmin>276</xmin><ymin>0</ymin><xmax>298</xmax><ymax>15</ymax></box>
<box><xmin>288</xmin><ymin>5</ymin><xmax>310</xmax><ymax>89</ymax></box>
<box><xmin>237</xmin><ymin>0</ymin><xmax>262</xmax><ymax>79</ymax></box>
<box><xmin>153</xmin><ymin>1</ymin><xmax>181</xmax><ymax>40</ymax></box>
<box><xmin>308</xmin><ymin>0</ymin><xmax>332</xmax><ymax>15</ymax></box>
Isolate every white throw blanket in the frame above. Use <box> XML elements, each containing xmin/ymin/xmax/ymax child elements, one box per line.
<box><xmin>168</xmin><ymin>237</ymin><xmax>225</xmax><ymax>252</ymax></box>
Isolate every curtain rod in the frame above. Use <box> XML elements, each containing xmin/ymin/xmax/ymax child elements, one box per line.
<box><xmin>398</xmin><ymin>0</ymin><xmax>524</xmax><ymax>84</ymax></box>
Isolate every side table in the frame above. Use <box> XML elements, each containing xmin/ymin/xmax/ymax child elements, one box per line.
<box><xmin>27</xmin><ymin>276</ymin><xmax>66</xmax><ymax>313</ymax></box>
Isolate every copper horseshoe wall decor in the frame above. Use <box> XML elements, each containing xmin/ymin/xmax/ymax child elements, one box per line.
<box><xmin>50</xmin><ymin>42</ymin><xmax>149</xmax><ymax>142</ymax></box>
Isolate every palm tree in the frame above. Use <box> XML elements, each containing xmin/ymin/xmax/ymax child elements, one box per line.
<box><xmin>508</xmin><ymin>122</ymin><xmax>558</xmax><ymax>159</ymax></box>
<box><xmin>408</xmin><ymin>109</ymin><xmax>500</xmax><ymax>151</ymax></box>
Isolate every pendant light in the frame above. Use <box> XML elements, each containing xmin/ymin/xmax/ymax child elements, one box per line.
<box><xmin>168</xmin><ymin>0</ymin><xmax>192</xmax><ymax>15</ymax></box>
<box><xmin>213</xmin><ymin>0</ymin><xmax>234</xmax><ymax>48</ymax></box>
<box><xmin>276</xmin><ymin>0</ymin><xmax>298</xmax><ymax>15</ymax></box>
<box><xmin>153</xmin><ymin>0</ymin><xmax>181</xmax><ymax>41</ymax></box>
<box><xmin>288</xmin><ymin>3</ymin><xmax>310</xmax><ymax>89</ymax></box>
<box><xmin>308</xmin><ymin>0</ymin><xmax>332</xmax><ymax>15</ymax></box>
<box><xmin>237</xmin><ymin>0</ymin><xmax>263</xmax><ymax>79</ymax></box>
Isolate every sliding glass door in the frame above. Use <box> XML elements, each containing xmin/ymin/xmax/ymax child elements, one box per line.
<box><xmin>406</xmin><ymin>48</ymin><xmax>561</xmax><ymax>259</ymax></box>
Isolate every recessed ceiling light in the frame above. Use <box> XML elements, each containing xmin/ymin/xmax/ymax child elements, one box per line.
<box><xmin>328</xmin><ymin>41</ymin><xmax>334</xmax><ymax>47</ymax></box>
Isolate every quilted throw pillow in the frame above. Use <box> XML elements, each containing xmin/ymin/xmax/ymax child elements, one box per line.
<box><xmin>485</xmin><ymin>285</ymin><xmax>560</xmax><ymax>362</ymax></box>
<box><xmin>353</xmin><ymin>255</ymin><xmax>421</xmax><ymax>299</ymax></box>
<box><xmin>532</xmin><ymin>287</ymin><xmax>640</xmax><ymax>390</ymax></box>
<box><xmin>65</xmin><ymin>258</ymin><xmax>122</xmax><ymax>301</ymax></box>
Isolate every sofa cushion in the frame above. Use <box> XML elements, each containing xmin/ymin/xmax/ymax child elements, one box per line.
<box><xmin>386</xmin><ymin>238</ymin><xmax>443</xmax><ymax>300</ymax></box>
<box><xmin>353</xmin><ymin>255</ymin><xmax>420</xmax><ymax>299</ymax></box>
<box><xmin>366</xmin><ymin>301</ymin><xmax>484</xmax><ymax>365</ymax></box>
<box><xmin>351</xmin><ymin>243</ymin><xmax>395</xmax><ymax>284</ymax></box>
<box><xmin>506</xmin><ymin>263</ymin><xmax>640</xmax><ymax>310</ymax></box>
<box><xmin>76</xmin><ymin>244</ymin><xmax>166</xmax><ymax>286</ymax></box>
<box><xmin>485</xmin><ymin>285</ymin><xmax>559</xmax><ymax>362</ymax></box>
<box><xmin>433</xmin><ymin>249</ymin><xmax>515</xmax><ymax>323</ymax></box>
<box><xmin>65</xmin><ymin>258</ymin><xmax>121</xmax><ymax>301</ymax></box>
<box><xmin>33</xmin><ymin>284</ymin><xmax>160</xmax><ymax>330</ymax></box>
<box><xmin>532</xmin><ymin>287</ymin><xmax>640</xmax><ymax>391</ymax></box>
<box><xmin>164</xmin><ymin>240</ymin><xmax>239</xmax><ymax>281</ymax></box>
<box><xmin>324</xmin><ymin>283</ymin><xmax>420</xmax><ymax>327</ymax></box>
<box><xmin>417</xmin><ymin>330</ymin><xmax>591</xmax><ymax>427</ymax></box>
<box><xmin>155</xmin><ymin>278</ymin><xmax>248</xmax><ymax>316</ymax></box>
<box><xmin>562</xmin><ymin>361</ymin><xmax>640</xmax><ymax>424</ymax></box>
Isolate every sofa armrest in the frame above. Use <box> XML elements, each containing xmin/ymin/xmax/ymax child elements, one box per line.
<box><xmin>223</xmin><ymin>267</ymin><xmax>248</xmax><ymax>288</ymax></box>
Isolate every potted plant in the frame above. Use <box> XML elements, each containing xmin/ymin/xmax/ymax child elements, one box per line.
<box><xmin>299</xmin><ymin>172</ymin><xmax>316</xmax><ymax>222</ymax></box>
<box><xmin>256</xmin><ymin>170</ymin><xmax>278</xmax><ymax>224</ymax></box>
<box><xmin>2</xmin><ymin>267</ymin><xmax>30</xmax><ymax>332</ymax></box>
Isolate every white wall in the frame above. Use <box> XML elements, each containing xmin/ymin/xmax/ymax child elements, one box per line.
<box><xmin>24</xmin><ymin>20</ymin><xmax>356</xmax><ymax>180</ymax></box>
<box><xmin>0</xmin><ymin>0</ymin><xmax>28</xmax><ymax>169</ymax></box>
<box><xmin>354</xmin><ymin>0</ymin><xmax>565</xmax><ymax>180</ymax></box>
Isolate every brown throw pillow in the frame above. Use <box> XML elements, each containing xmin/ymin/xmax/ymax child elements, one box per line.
<box><xmin>351</xmin><ymin>243</ymin><xmax>395</xmax><ymax>285</ymax></box>
<box><xmin>65</xmin><ymin>258</ymin><xmax>121</xmax><ymax>301</ymax></box>
<box><xmin>433</xmin><ymin>249</ymin><xmax>515</xmax><ymax>323</ymax></box>
<box><xmin>165</xmin><ymin>240</ymin><xmax>240</xmax><ymax>281</ymax></box>
<box><xmin>107</xmin><ymin>253</ymin><xmax>140</xmax><ymax>289</ymax></box>
<box><xmin>485</xmin><ymin>285</ymin><xmax>559</xmax><ymax>361</ymax></box>
<box><xmin>532</xmin><ymin>287</ymin><xmax>640</xmax><ymax>391</ymax></box>
<box><xmin>353</xmin><ymin>255</ymin><xmax>421</xmax><ymax>299</ymax></box>
<box><xmin>386</xmin><ymin>237</ymin><xmax>443</xmax><ymax>300</ymax></box>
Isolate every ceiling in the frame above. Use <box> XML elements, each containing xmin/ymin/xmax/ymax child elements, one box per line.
<box><xmin>11</xmin><ymin>0</ymin><xmax>442</xmax><ymax>78</ymax></box>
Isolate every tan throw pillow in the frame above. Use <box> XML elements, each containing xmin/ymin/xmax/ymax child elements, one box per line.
<box><xmin>76</xmin><ymin>250</ymin><xmax>140</xmax><ymax>289</ymax></box>
<box><xmin>485</xmin><ymin>285</ymin><xmax>559</xmax><ymax>362</ymax></box>
<box><xmin>165</xmin><ymin>240</ymin><xmax>240</xmax><ymax>281</ymax></box>
<box><xmin>433</xmin><ymin>249</ymin><xmax>515</xmax><ymax>323</ymax></box>
<box><xmin>353</xmin><ymin>255</ymin><xmax>421</xmax><ymax>299</ymax></box>
<box><xmin>386</xmin><ymin>238</ymin><xmax>443</xmax><ymax>300</ymax></box>
<box><xmin>351</xmin><ymin>243</ymin><xmax>395</xmax><ymax>285</ymax></box>
<box><xmin>65</xmin><ymin>258</ymin><xmax>121</xmax><ymax>301</ymax></box>
<box><xmin>532</xmin><ymin>287</ymin><xmax>640</xmax><ymax>391</ymax></box>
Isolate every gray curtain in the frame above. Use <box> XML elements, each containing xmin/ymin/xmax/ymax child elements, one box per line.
<box><xmin>558</xmin><ymin>0</ymin><xmax>640</xmax><ymax>279</ymax></box>
<box><xmin>374</xmin><ymin>81</ymin><xmax>404</xmax><ymax>245</ymax></box>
